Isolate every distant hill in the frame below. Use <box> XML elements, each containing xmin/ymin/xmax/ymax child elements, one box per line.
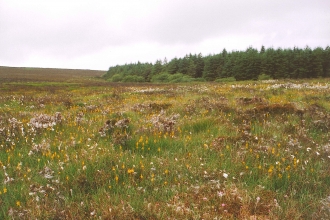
<box><xmin>0</xmin><ymin>66</ymin><xmax>106</xmax><ymax>82</ymax></box>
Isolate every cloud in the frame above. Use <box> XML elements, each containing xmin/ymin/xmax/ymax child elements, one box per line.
<box><xmin>143</xmin><ymin>0</ymin><xmax>330</xmax><ymax>47</ymax></box>
<box><xmin>0</xmin><ymin>0</ymin><xmax>329</xmax><ymax>69</ymax></box>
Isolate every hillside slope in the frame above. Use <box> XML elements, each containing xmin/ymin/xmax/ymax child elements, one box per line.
<box><xmin>0</xmin><ymin>66</ymin><xmax>106</xmax><ymax>82</ymax></box>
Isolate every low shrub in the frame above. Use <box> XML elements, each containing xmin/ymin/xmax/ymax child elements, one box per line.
<box><xmin>122</xmin><ymin>75</ymin><xmax>145</xmax><ymax>83</ymax></box>
<box><xmin>151</xmin><ymin>72</ymin><xmax>171</xmax><ymax>83</ymax></box>
<box><xmin>215</xmin><ymin>77</ymin><xmax>236</xmax><ymax>82</ymax></box>
<box><xmin>258</xmin><ymin>73</ymin><xmax>272</xmax><ymax>80</ymax></box>
<box><xmin>109</xmin><ymin>73</ymin><xmax>124</xmax><ymax>82</ymax></box>
<box><xmin>151</xmin><ymin>72</ymin><xmax>196</xmax><ymax>83</ymax></box>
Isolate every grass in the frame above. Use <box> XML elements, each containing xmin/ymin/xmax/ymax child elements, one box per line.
<box><xmin>0</xmin><ymin>69</ymin><xmax>330</xmax><ymax>219</ymax></box>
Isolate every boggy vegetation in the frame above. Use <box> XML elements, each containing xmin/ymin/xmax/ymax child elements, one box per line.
<box><xmin>1</xmin><ymin>78</ymin><xmax>330</xmax><ymax>219</ymax></box>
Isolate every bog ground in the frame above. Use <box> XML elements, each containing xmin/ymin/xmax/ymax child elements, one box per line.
<box><xmin>1</xmin><ymin>68</ymin><xmax>330</xmax><ymax>219</ymax></box>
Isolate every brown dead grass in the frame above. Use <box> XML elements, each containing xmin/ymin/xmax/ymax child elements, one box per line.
<box><xmin>0</xmin><ymin>66</ymin><xmax>105</xmax><ymax>82</ymax></box>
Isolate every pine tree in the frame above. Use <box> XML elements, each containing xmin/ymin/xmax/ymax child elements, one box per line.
<box><xmin>322</xmin><ymin>46</ymin><xmax>330</xmax><ymax>77</ymax></box>
<box><xmin>260</xmin><ymin>45</ymin><xmax>266</xmax><ymax>54</ymax></box>
<box><xmin>203</xmin><ymin>55</ymin><xmax>218</xmax><ymax>81</ymax></box>
<box><xmin>309</xmin><ymin>47</ymin><xmax>323</xmax><ymax>78</ymax></box>
<box><xmin>103</xmin><ymin>45</ymin><xmax>329</xmax><ymax>82</ymax></box>
<box><xmin>151</xmin><ymin>60</ymin><xmax>163</xmax><ymax>76</ymax></box>
<box><xmin>195</xmin><ymin>53</ymin><xmax>204</xmax><ymax>78</ymax></box>
<box><xmin>221</xmin><ymin>53</ymin><xmax>235</xmax><ymax>78</ymax></box>
<box><xmin>167</xmin><ymin>58</ymin><xmax>179</xmax><ymax>74</ymax></box>
<box><xmin>186</xmin><ymin>58</ymin><xmax>197</xmax><ymax>77</ymax></box>
<box><xmin>202</xmin><ymin>54</ymin><xmax>224</xmax><ymax>80</ymax></box>
<box><xmin>178</xmin><ymin>57</ymin><xmax>188</xmax><ymax>75</ymax></box>
<box><xmin>274</xmin><ymin>48</ymin><xmax>288</xmax><ymax>78</ymax></box>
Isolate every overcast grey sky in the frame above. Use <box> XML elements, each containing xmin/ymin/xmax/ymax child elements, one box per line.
<box><xmin>1</xmin><ymin>0</ymin><xmax>329</xmax><ymax>70</ymax></box>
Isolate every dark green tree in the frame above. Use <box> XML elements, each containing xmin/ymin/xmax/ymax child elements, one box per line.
<box><xmin>186</xmin><ymin>58</ymin><xmax>197</xmax><ymax>77</ymax></box>
<box><xmin>308</xmin><ymin>47</ymin><xmax>323</xmax><ymax>78</ymax></box>
<box><xmin>203</xmin><ymin>55</ymin><xmax>222</xmax><ymax>81</ymax></box>
<box><xmin>151</xmin><ymin>60</ymin><xmax>163</xmax><ymax>76</ymax></box>
<box><xmin>322</xmin><ymin>46</ymin><xmax>330</xmax><ymax>77</ymax></box>
<box><xmin>166</xmin><ymin>58</ymin><xmax>180</xmax><ymax>74</ymax></box>
<box><xmin>103</xmin><ymin>45</ymin><xmax>330</xmax><ymax>82</ymax></box>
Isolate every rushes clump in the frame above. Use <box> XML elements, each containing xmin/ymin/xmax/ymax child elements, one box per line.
<box><xmin>28</xmin><ymin>112</ymin><xmax>62</xmax><ymax>129</ymax></box>
<box><xmin>28</xmin><ymin>139</ymin><xmax>50</xmax><ymax>156</ymax></box>
<box><xmin>150</xmin><ymin>110</ymin><xmax>180</xmax><ymax>133</ymax></box>
<box><xmin>99</xmin><ymin>116</ymin><xmax>131</xmax><ymax>146</ymax></box>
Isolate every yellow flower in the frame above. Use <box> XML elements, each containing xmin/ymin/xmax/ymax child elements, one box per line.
<box><xmin>3</xmin><ymin>188</ymin><xmax>7</xmax><ymax>193</ymax></box>
<box><xmin>127</xmin><ymin>168</ymin><xmax>134</xmax><ymax>174</ymax></box>
<box><xmin>271</xmin><ymin>148</ymin><xmax>275</xmax><ymax>154</ymax></box>
<box><xmin>268</xmin><ymin>165</ymin><xmax>274</xmax><ymax>174</ymax></box>
<box><xmin>16</xmin><ymin>201</ymin><xmax>21</xmax><ymax>207</ymax></box>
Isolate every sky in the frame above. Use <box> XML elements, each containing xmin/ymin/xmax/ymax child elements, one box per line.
<box><xmin>1</xmin><ymin>0</ymin><xmax>329</xmax><ymax>70</ymax></box>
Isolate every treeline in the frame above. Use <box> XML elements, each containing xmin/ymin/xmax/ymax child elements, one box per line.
<box><xmin>103</xmin><ymin>46</ymin><xmax>330</xmax><ymax>82</ymax></box>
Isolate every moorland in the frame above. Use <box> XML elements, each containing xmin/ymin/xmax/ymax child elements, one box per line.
<box><xmin>0</xmin><ymin>66</ymin><xmax>330</xmax><ymax>219</ymax></box>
